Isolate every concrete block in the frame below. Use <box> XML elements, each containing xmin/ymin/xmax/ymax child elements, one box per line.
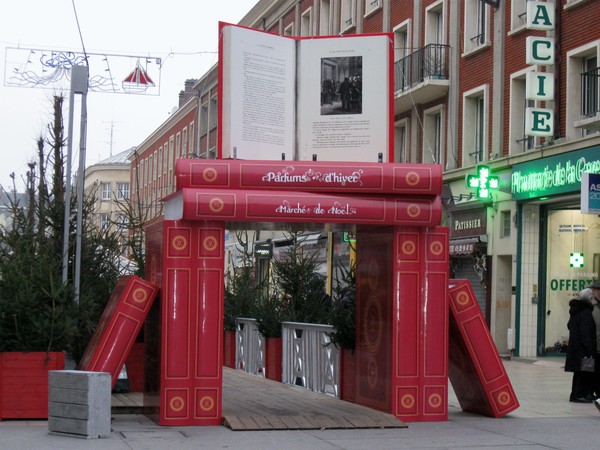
<box><xmin>48</xmin><ymin>370</ymin><xmax>111</xmax><ymax>439</ymax></box>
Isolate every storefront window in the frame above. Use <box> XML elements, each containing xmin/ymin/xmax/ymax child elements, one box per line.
<box><xmin>544</xmin><ymin>209</ymin><xmax>600</xmax><ymax>353</ymax></box>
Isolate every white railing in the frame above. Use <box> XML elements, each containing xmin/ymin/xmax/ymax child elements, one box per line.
<box><xmin>235</xmin><ymin>318</ymin><xmax>265</xmax><ymax>377</ymax></box>
<box><xmin>282</xmin><ymin>322</ymin><xmax>340</xmax><ymax>397</ymax></box>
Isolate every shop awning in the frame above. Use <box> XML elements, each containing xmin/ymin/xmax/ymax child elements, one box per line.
<box><xmin>449</xmin><ymin>237</ymin><xmax>480</xmax><ymax>256</ymax></box>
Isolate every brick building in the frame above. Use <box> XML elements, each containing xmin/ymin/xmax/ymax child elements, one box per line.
<box><xmin>131</xmin><ymin>0</ymin><xmax>600</xmax><ymax>358</ymax></box>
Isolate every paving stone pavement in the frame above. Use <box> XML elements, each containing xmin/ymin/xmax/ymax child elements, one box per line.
<box><xmin>2</xmin><ymin>357</ymin><xmax>599</xmax><ymax>450</ymax></box>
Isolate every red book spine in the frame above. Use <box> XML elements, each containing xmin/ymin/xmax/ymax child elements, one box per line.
<box><xmin>448</xmin><ymin>279</ymin><xmax>519</xmax><ymax>417</ymax></box>
<box><xmin>392</xmin><ymin>226</ymin><xmax>449</xmax><ymax>422</ymax></box>
<box><xmin>78</xmin><ymin>276</ymin><xmax>159</xmax><ymax>388</ymax></box>
<box><xmin>176</xmin><ymin>159</ymin><xmax>442</xmax><ymax>196</ymax></box>
<box><xmin>159</xmin><ymin>220</ymin><xmax>225</xmax><ymax>426</ymax></box>
<box><xmin>178</xmin><ymin>188</ymin><xmax>442</xmax><ymax>227</ymax></box>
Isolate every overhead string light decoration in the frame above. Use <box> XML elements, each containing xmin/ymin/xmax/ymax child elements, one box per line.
<box><xmin>4</xmin><ymin>47</ymin><xmax>162</xmax><ymax>96</ymax></box>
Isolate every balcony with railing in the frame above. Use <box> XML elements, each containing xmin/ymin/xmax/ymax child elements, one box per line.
<box><xmin>574</xmin><ymin>67</ymin><xmax>600</xmax><ymax>131</ymax></box>
<box><xmin>394</xmin><ymin>44</ymin><xmax>450</xmax><ymax>113</ymax></box>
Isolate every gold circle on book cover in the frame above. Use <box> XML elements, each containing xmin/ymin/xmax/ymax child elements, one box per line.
<box><xmin>172</xmin><ymin>235</ymin><xmax>188</xmax><ymax>251</ymax></box>
<box><xmin>405</xmin><ymin>171</ymin><xmax>421</xmax><ymax>186</ymax></box>
<box><xmin>209</xmin><ymin>197</ymin><xmax>225</xmax><ymax>213</ymax></box>
<box><xmin>401</xmin><ymin>240</ymin><xmax>416</xmax><ymax>256</ymax></box>
<box><xmin>496</xmin><ymin>390</ymin><xmax>512</xmax><ymax>406</ymax></box>
<box><xmin>407</xmin><ymin>203</ymin><xmax>421</xmax><ymax>218</ymax></box>
<box><xmin>400</xmin><ymin>393</ymin><xmax>415</xmax><ymax>409</ymax></box>
<box><xmin>203</xmin><ymin>236</ymin><xmax>218</xmax><ymax>252</ymax></box>
<box><xmin>169</xmin><ymin>396</ymin><xmax>185</xmax><ymax>412</ymax></box>
<box><xmin>429</xmin><ymin>239</ymin><xmax>444</xmax><ymax>256</ymax></box>
<box><xmin>455</xmin><ymin>290</ymin><xmax>470</xmax><ymax>307</ymax></box>
<box><xmin>203</xmin><ymin>167</ymin><xmax>218</xmax><ymax>183</ymax></box>
<box><xmin>199</xmin><ymin>395</ymin><xmax>215</xmax><ymax>412</ymax></box>
<box><xmin>428</xmin><ymin>393</ymin><xmax>443</xmax><ymax>408</ymax></box>
<box><xmin>132</xmin><ymin>288</ymin><xmax>148</xmax><ymax>303</ymax></box>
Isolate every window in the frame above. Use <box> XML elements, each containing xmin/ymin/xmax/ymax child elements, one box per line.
<box><xmin>425</xmin><ymin>1</ymin><xmax>445</xmax><ymax>47</ymax></box>
<box><xmin>115</xmin><ymin>214</ymin><xmax>129</xmax><ymax>232</ymax></box>
<box><xmin>394</xmin><ymin>119</ymin><xmax>409</xmax><ymax>163</ymax></box>
<box><xmin>500</xmin><ymin>210</ymin><xmax>511</xmax><ymax>238</ymax></box>
<box><xmin>462</xmin><ymin>86</ymin><xmax>488</xmax><ymax>165</ymax></box>
<box><xmin>188</xmin><ymin>122</ymin><xmax>195</xmax><ymax>156</ymax></box>
<box><xmin>509</xmin><ymin>69</ymin><xmax>536</xmax><ymax>154</ymax></box>
<box><xmin>565</xmin><ymin>0</ymin><xmax>592</xmax><ymax>10</ymax></box>
<box><xmin>176</xmin><ymin>133</ymin><xmax>181</xmax><ymax>158</ymax></box>
<box><xmin>284</xmin><ymin>23</ymin><xmax>294</xmax><ymax>37</ymax></box>
<box><xmin>393</xmin><ymin>20</ymin><xmax>411</xmax><ymax>91</ymax></box>
<box><xmin>582</xmin><ymin>56</ymin><xmax>599</xmax><ymax>116</ymax></box>
<box><xmin>139</xmin><ymin>160</ymin><xmax>144</xmax><ymax>190</ymax></box>
<box><xmin>365</xmin><ymin>0</ymin><xmax>382</xmax><ymax>16</ymax></box>
<box><xmin>158</xmin><ymin>146</ymin><xmax>163</xmax><ymax>177</ymax></box>
<box><xmin>319</xmin><ymin>0</ymin><xmax>331</xmax><ymax>35</ymax></box>
<box><xmin>208</xmin><ymin>146</ymin><xmax>217</xmax><ymax>160</ymax></box>
<box><xmin>510</xmin><ymin>0</ymin><xmax>527</xmax><ymax>31</ymax></box>
<box><xmin>100</xmin><ymin>213</ymin><xmax>110</xmax><ymax>231</ymax></box>
<box><xmin>464</xmin><ymin>0</ymin><xmax>489</xmax><ymax>54</ymax></box>
<box><xmin>117</xmin><ymin>183</ymin><xmax>130</xmax><ymax>200</ymax></box>
<box><xmin>422</xmin><ymin>106</ymin><xmax>444</xmax><ymax>165</ymax></box>
<box><xmin>567</xmin><ymin>43</ymin><xmax>600</xmax><ymax>138</ymax></box>
<box><xmin>168</xmin><ymin>137</ymin><xmax>174</xmax><ymax>171</ymax></box>
<box><xmin>425</xmin><ymin>1</ymin><xmax>446</xmax><ymax>79</ymax></box>
<box><xmin>209</xmin><ymin>95</ymin><xmax>218</xmax><ymax>130</ymax></box>
<box><xmin>101</xmin><ymin>182</ymin><xmax>111</xmax><ymax>200</ymax></box>
<box><xmin>301</xmin><ymin>8</ymin><xmax>312</xmax><ymax>36</ymax></box>
<box><xmin>182</xmin><ymin>127</ymin><xmax>188</xmax><ymax>157</ymax></box>
<box><xmin>199</xmin><ymin>102</ymin><xmax>208</xmax><ymax>135</ymax></box>
<box><xmin>341</xmin><ymin>0</ymin><xmax>356</xmax><ymax>31</ymax></box>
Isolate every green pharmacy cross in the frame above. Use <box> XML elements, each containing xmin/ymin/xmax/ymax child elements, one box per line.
<box><xmin>465</xmin><ymin>165</ymin><xmax>499</xmax><ymax>199</ymax></box>
<box><xmin>570</xmin><ymin>252</ymin><xmax>584</xmax><ymax>268</ymax></box>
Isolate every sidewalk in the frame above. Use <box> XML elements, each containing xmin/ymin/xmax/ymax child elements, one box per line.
<box><xmin>2</xmin><ymin>358</ymin><xmax>599</xmax><ymax>450</ymax></box>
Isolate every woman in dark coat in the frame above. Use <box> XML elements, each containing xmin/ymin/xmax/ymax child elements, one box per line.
<box><xmin>565</xmin><ymin>291</ymin><xmax>597</xmax><ymax>402</ymax></box>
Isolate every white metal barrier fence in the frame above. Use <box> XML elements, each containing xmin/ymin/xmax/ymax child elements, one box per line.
<box><xmin>281</xmin><ymin>321</ymin><xmax>340</xmax><ymax>397</ymax></box>
<box><xmin>235</xmin><ymin>319</ymin><xmax>341</xmax><ymax>397</ymax></box>
<box><xmin>235</xmin><ymin>318</ymin><xmax>265</xmax><ymax>377</ymax></box>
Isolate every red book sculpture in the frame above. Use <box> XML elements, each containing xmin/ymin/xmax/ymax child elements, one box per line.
<box><xmin>448</xmin><ymin>279</ymin><xmax>519</xmax><ymax>417</ymax></box>
<box><xmin>78</xmin><ymin>276</ymin><xmax>159</xmax><ymax>388</ymax></box>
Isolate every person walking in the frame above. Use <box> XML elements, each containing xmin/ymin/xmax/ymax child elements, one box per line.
<box><xmin>565</xmin><ymin>288</ymin><xmax>597</xmax><ymax>403</ymax></box>
<box><xmin>587</xmin><ymin>280</ymin><xmax>600</xmax><ymax>412</ymax></box>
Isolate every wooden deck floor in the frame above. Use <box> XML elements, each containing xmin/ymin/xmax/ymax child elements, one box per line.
<box><xmin>112</xmin><ymin>367</ymin><xmax>406</xmax><ymax>431</ymax></box>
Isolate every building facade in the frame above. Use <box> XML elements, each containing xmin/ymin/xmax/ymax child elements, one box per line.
<box><xmin>131</xmin><ymin>0</ymin><xmax>600</xmax><ymax>358</ymax></box>
<box><xmin>84</xmin><ymin>147</ymin><xmax>135</xmax><ymax>245</ymax></box>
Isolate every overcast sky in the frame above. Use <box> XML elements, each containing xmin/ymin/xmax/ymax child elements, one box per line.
<box><xmin>0</xmin><ymin>0</ymin><xmax>257</xmax><ymax>191</ymax></box>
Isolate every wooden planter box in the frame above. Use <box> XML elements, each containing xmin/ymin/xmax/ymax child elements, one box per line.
<box><xmin>265</xmin><ymin>337</ymin><xmax>282</xmax><ymax>382</ymax></box>
<box><xmin>124</xmin><ymin>342</ymin><xmax>145</xmax><ymax>392</ymax></box>
<box><xmin>0</xmin><ymin>352</ymin><xmax>65</xmax><ymax>420</ymax></box>
<box><xmin>340</xmin><ymin>348</ymin><xmax>356</xmax><ymax>402</ymax></box>
<box><xmin>223</xmin><ymin>330</ymin><xmax>236</xmax><ymax>369</ymax></box>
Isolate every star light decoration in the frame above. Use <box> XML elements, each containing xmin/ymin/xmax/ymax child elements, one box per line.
<box><xmin>569</xmin><ymin>252</ymin><xmax>584</xmax><ymax>268</ymax></box>
<box><xmin>465</xmin><ymin>165</ymin><xmax>499</xmax><ymax>199</ymax></box>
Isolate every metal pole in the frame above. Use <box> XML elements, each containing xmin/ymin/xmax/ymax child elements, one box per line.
<box><xmin>62</xmin><ymin>66</ymin><xmax>88</xmax><ymax>284</ymax></box>
<box><xmin>73</xmin><ymin>66</ymin><xmax>89</xmax><ymax>304</ymax></box>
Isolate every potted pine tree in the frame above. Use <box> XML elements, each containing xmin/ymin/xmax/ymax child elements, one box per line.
<box><xmin>224</xmin><ymin>231</ymin><xmax>261</xmax><ymax>368</ymax></box>
<box><xmin>254</xmin><ymin>232</ymin><xmax>330</xmax><ymax>381</ymax></box>
<box><xmin>0</xmin><ymin>98</ymin><xmax>121</xmax><ymax>419</ymax></box>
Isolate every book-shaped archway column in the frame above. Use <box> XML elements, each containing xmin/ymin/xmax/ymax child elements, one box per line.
<box><xmin>145</xmin><ymin>159</ymin><xmax>449</xmax><ymax>426</ymax></box>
